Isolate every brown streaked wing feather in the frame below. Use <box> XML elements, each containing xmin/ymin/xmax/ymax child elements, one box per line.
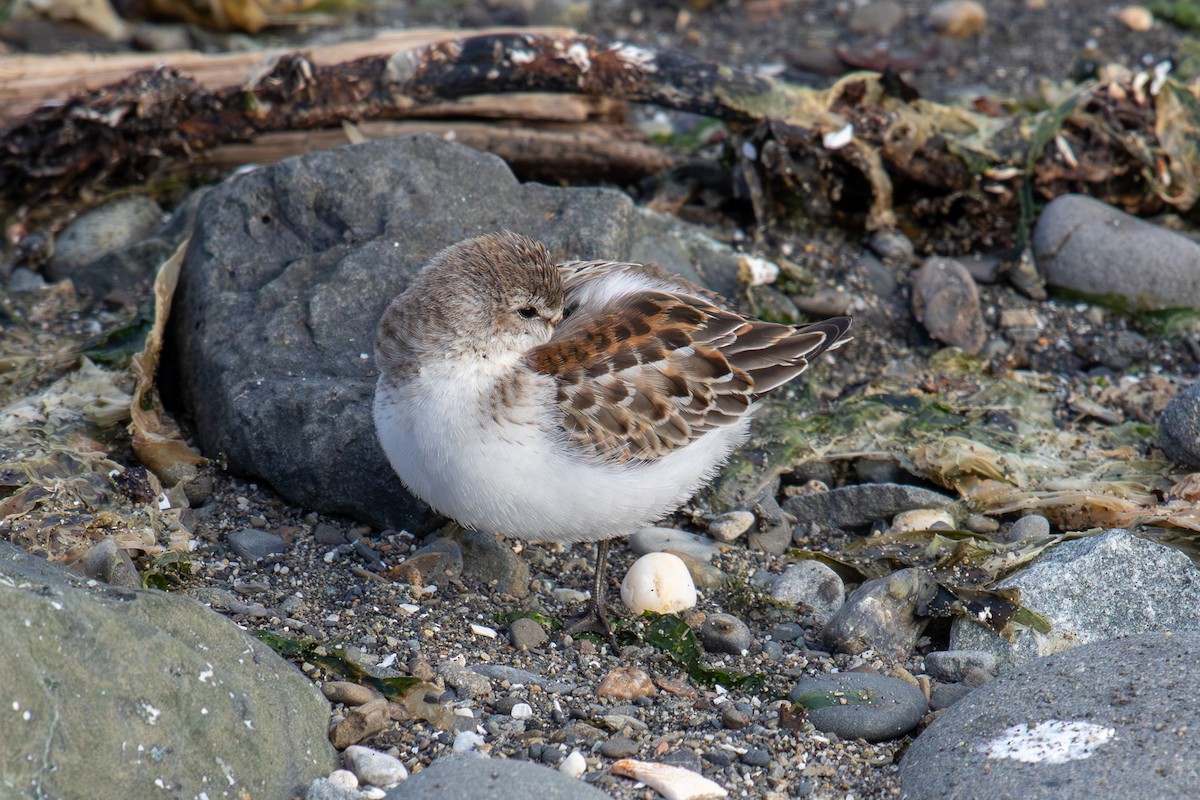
<box><xmin>525</xmin><ymin>279</ymin><xmax>852</xmax><ymax>463</ymax></box>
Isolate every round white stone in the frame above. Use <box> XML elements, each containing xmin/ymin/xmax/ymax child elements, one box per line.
<box><xmin>620</xmin><ymin>552</ymin><xmax>697</xmax><ymax>615</ymax></box>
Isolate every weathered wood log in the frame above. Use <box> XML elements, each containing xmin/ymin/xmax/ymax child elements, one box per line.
<box><xmin>0</xmin><ymin>27</ymin><xmax>580</xmax><ymax>123</ymax></box>
<box><xmin>201</xmin><ymin>120</ymin><xmax>678</xmax><ymax>185</ymax></box>
<box><xmin>3</xmin><ymin>31</ymin><xmax>1197</xmax><ymax>250</ymax></box>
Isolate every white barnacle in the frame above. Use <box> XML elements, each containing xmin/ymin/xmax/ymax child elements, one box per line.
<box><xmin>566</xmin><ymin>41</ymin><xmax>592</xmax><ymax>72</ymax></box>
<box><xmin>510</xmin><ymin>49</ymin><xmax>536</xmax><ymax>65</ymax></box>
<box><xmin>612</xmin><ymin>43</ymin><xmax>658</xmax><ymax>72</ymax></box>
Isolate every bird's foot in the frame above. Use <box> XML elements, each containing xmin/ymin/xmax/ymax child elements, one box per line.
<box><xmin>564</xmin><ymin>599</ymin><xmax>614</xmax><ymax>641</ymax></box>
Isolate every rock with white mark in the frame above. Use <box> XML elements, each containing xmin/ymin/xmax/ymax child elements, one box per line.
<box><xmin>900</xmin><ymin>633</ymin><xmax>1200</xmax><ymax>799</ymax></box>
<box><xmin>344</xmin><ymin>745</ymin><xmax>408</xmax><ymax>788</ymax></box>
<box><xmin>620</xmin><ymin>552</ymin><xmax>697</xmax><ymax>615</ymax></box>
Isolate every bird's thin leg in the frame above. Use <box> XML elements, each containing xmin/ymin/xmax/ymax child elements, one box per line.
<box><xmin>565</xmin><ymin>539</ymin><xmax>613</xmax><ymax>639</ymax></box>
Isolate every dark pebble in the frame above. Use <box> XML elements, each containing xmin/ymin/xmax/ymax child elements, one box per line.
<box><xmin>789</xmin><ymin>672</ymin><xmax>928</xmax><ymax>742</ymax></box>
<box><xmin>599</xmin><ymin>737</ymin><xmax>640</xmax><ymax>758</ymax></box>
<box><xmin>929</xmin><ymin>682</ymin><xmax>974</xmax><ymax>710</ymax></box>
<box><xmin>770</xmin><ymin>623</ymin><xmax>806</xmax><ymax>642</ymax></box>
<box><xmin>740</xmin><ymin>747</ymin><xmax>772</xmax><ymax>767</ymax></box>
<box><xmin>923</xmin><ymin>650</ymin><xmax>997</xmax><ymax>683</ymax></box>
<box><xmin>227</xmin><ymin>528</ymin><xmax>287</xmax><ymax>562</ymax></box>
<box><xmin>698</xmin><ymin>613</ymin><xmax>753</xmax><ymax>654</ymax></box>
<box><xmin>721</xmin><ymin>703</ymin><xmax>752</xmax><ymax>730</ymax></box>
<box><xmin>703</xmin><ymin>749</ymin><xmax>732</xmax><ymax>768</ymax></box>
<box><xmin>493</xmin><ymin>696</ymin><xmax>523</xmax><ymax>715</ymax></box>
<box><xmin>313</xmin><ymin>523</ymin><xmax>346</xmax><ymax>545</ymax></box>
<box><xmin>509</xmin><ymin>617</ymin><xmax>549</xmax><ymax>651</ymax></box>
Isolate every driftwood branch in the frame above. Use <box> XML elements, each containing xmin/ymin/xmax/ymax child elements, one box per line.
<box><xmin>3</xmin><ymin>31</ymin><xmax>1198</xmax><ymax>249</ymax></box>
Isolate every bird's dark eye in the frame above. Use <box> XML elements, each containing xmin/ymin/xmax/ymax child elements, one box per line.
<box><xmin>517</xmin><ymin>307</ymin><xmax>538</xmax><ymax>319</ymax></box>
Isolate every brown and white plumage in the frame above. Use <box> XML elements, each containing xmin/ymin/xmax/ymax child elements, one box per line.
<box><xmin>373</xmin><ymin>232</ymin><xmax>849</xmax><ymax>628</ymax></box>
<box><xmin>530</xmin><ymin>263</ymin><xmax>849</xmax><ymax>464</ymax></box>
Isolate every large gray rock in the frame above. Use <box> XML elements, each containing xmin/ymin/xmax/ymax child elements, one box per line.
<box><xmin>950</xmin><ymin>529</ymin><xmax>1200</xmax><ymax>671</ymax></box>
<box><xmin>901</xmin><ymin>632</ymin><xmax>1200</xmax><ymax>799</ymax></box>
<box><xmin>170</xmin><ymin>135</ymin><xmax>744</xmax><ymax>529</ymax></box>
<box><xmin>1033</xmin><ymin>194</ymin><xmax>1200</xmax><ymax>311</ymax></box>
<box><xmin>385</xmin><ymin>753</ymin><xmax>613</xmax><ymax>799</ymax></box>
<box><xmin>0</xmin><ymin>542</ymin><xmax>335</xmax><ymax>799</ymax></box>
<box><xmin>1159</xmin><ymin>382</ymin><xmax>1200</xmax><ymax>469</ymax></box>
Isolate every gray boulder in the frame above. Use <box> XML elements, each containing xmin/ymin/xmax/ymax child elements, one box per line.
<box><xmin>0</xmin><ymin>541</ymin><xmax>335</xmax><ymax>799</ymax></box>
<box><xmin>901</xmin><ymin>632</ymin><xmax>1200</xmax><ymax>799</ymax></box>
<box><xmin>950</xmin><ymin>529</ymin><xmax>1200</xmax><ymax>671</ymax></box>
<box><xmin>384</xmin><ymin>753</ymin><xmax>613</xmax><ymax>799</ymax></box>
<box><xmin>1033</xmin><ymin>193</ymin><xmax>1200</xmax><ymax>310</ymax></box>
<box><xmin>170</xmin><ymin>135</ymin><xmax>744</xmax><ymax>529</ymax></box>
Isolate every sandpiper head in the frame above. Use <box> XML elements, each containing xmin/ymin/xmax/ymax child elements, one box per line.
<box><xmin>376</xmin><ymin>231</ymin><xmax>565</xmax><ymax>371</ymax></box>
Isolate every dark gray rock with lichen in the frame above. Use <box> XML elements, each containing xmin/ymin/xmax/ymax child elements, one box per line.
<box><xmin>169</xmin><ymin>134</ymin><xmax>743</xmax><ymax>529</ymax></box>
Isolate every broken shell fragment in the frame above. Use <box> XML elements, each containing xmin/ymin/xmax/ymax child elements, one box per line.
<box><xmin>611</xmin><ymin>758</ymin><xmax>728</xmax><ymax>800</ymax></box>
<box><xmin>620</xmin><ymin>552</ymin><xmax>697</xmax><ymax>615</ymax></box>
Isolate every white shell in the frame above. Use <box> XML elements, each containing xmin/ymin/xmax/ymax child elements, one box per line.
<box><xmin>559</xmin><ymin>749</ymin><xmax>587</xmax><ymax>778</ymax></box>
<box><xmin>737</xmin><ymin>254</ymin><xmax>780</xmax><ymax>287</ymax></box>
<box><xmin>620</xmin><ymin>553</ymin><xmax>697</xmax><ymax>615</ymax></box>
<box><xmin>822</xmin><ymin>123</ymin><xmax>854</xmax><ymax>150</ymax></box>
<box><xmin>611</xmin><ymin>759</ymin><xmax>728</xmax><ymax>800</ymax></box>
